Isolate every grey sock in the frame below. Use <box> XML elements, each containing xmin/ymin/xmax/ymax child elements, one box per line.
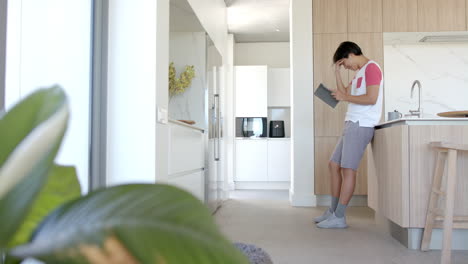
<box><xmin>335</xmin><ymin>202</ymin><xmax>348</xmax><ymax>218</ymax></box>
<box><xmin>329</xmin><ymin>196</ymin><xmax>339</xmax><ymax>213</ymax></box>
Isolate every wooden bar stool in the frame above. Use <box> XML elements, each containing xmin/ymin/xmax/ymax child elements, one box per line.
<box><xmin>421</xmin><ymin>142</ymin><xmax>468</xmax><ymax>264</ymax></box>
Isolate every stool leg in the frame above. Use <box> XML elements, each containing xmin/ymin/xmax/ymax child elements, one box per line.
<box><xmin>441</xmin><ymin>149</ymin><xmax>457</xmax><ymax>264</ymax></box>
<box><xmin>421</xmin><ymin>151</ymin><xmax>446</xmax><ymax>251</ymax></box>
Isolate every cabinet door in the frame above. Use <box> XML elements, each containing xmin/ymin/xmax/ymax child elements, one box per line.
<box><xmin>267</xmin><ymin>140</ymin><xmax>291</xmax><ymax>181</ymax></box>
<box><xmin>314</xmin><ymin>137</ymin><xmax>368</xmax><ymax>195</ymax></box>
<box><xmin>348</xmin><ymin>0</ymin><xmax>383</xmax><ymax>33</ymax></box>
<box><xmin>235</xmin><ymin>140</ymin><xmax>268</xmax><ymax>181</ymax></box>
<box><xmin>409</xmin><ymin>126</ymin><xmax>468</xmax><ymax>227</ymax></box>
<box><xmin>418</xmin><ymin>0</ymin><xmax>466</xmax><ymax>31</ymax></box>
<box><xmin>382</xmin><ymin>0</ymin><xmax>418</xmax><ymax>32</ymax></box>
<box><xmin>372</xmin><ymin>126</ymin><xmax>410</xmax><ymax>227</ymax></box>
<box><xmin>268</xmin><ymin>68</ymin><xmax>290</xmax><ymax>107</ymax></box>
<box><xmin>313</xmin><ymin>34</ymin><xmax>349</xmax><ymax>137</ymax></box>
<box><xmin>314</xmin><ymin>137</ymin><xmax>339</xmax><ymax>195</ymax></box>
<box><xmin>235</xmin><ymin>66</ymin><xmax>268</xmax><ymax>117</ymax></box>
<box><xmin>313</xmin><ymin>0</ymin><xmax>348</xmax><ymax>33</ymax></box>
<box><xmin>167</xmin><ymin>171</ymin><xmax>205</xmax><ymax>202</ymax></box>
<box><xmin>347</xmin><ymin>33</ymin><xmax>384</xmax><ymax>69</ymax></box>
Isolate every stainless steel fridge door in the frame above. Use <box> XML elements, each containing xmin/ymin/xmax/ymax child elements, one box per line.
<box><xmin>205</xmin><ymin>66</ymin><xmax>220</xmax><ymax>213</ymax></box>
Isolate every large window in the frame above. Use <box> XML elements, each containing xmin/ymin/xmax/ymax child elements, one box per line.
<box><xmin>5</xmin><ymin>0</ymin><xmax>93</xmax><ymax>193</ymax></box>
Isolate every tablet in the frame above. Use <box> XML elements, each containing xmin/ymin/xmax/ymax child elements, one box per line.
<box><xmin>314</xmin><ymin>83</ymin><xmax>339</xmax><ymax>108</ymax></box>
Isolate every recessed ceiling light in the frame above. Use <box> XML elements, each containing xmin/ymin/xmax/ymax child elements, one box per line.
<box><xmin>275</xmin><ymin>29</ymin><xmax>280</xmax><ymax>32</ymax></box>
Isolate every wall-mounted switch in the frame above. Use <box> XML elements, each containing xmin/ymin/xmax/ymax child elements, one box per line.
<box><xmin>157</xmin><ymin>107</ymin><xmax>168</xmax><ymax>124</ymax></box>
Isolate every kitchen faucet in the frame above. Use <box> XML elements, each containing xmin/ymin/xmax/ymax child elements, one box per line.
<box><xmin>409</xmin><ymin>80</ymin><xmax>422</xmax><ymax>118</ymax></box>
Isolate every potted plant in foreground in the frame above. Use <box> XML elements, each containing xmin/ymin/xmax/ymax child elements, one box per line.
<box><xmin>0</xmin><ymin>86</ymin><xmax>248</xmax><ymax>264</ymax></box>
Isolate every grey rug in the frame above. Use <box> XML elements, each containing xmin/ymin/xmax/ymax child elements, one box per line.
<box><xmin>234</xmin><ymin>242</ymin><xmax>273</xmax><ymax>264</ymax></box>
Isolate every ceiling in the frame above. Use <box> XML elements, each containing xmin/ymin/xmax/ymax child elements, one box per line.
<box><xmin>170</xmin><ymin>0</ymin><xmax>290</xmax><ymax>43</ymax></box>
<box><xmin>225</xmin><ymin>0</ymin><xmax>290</xmax><ymax>43</ymax></box>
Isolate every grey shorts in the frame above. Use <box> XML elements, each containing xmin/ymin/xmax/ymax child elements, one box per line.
<box><xmin>330</xmin><ymin>121</ymin><xmax>374</xmax><ymax>171</ymax></box>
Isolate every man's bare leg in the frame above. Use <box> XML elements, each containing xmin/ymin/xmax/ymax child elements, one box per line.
<box><xmin>316</xmin><ymin>164</ymin><xmax>351</xmax><ymax>228</ymax></box>
<box><xmin>339</xmin><ymin>168</ymin><xmax>357</xmax><ymax>204</ymax></box>
<box><xmin>329</xmin><ymin>161</ymin><xmax>342</xmax><ymax>211</ymax></box>
<box><xmin>334</xmin><ymin>168</ymin><xmax>357</xmax><ymax>218</ymax></box>
<box><xmin>329</xmin><ymin>161</ymin><xmax>342</xmax><ymax>197</ymax></box>
<box><xmin>314</xmin><ymin>161</ymin><xmax>343</xmax><ymax>223</ymax></box>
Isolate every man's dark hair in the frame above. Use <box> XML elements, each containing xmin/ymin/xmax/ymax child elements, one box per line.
<box><xmin>333</xmin><ymin>41</ymin><xmax>363</xmax><ymax>63</ymax></box>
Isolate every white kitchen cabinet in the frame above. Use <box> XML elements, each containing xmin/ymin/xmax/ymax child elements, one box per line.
<box><xmin>268</xmin><ymin>68</ymin><xmax>290</xmax><ymax>107</ymax></box>
<box><xmin>168</xmin><ymin>121</ymin><xmax>204</xmax><ymax>175</ymax></box>
<box><xmin>267</xmin><ymin>139</ymin><xmax>291</xmax><ymax>181</ymax></box>
<box><xmin>167</xmin><ymin>171</ymin><xmax>205</xmax><ymax>202</ymax></box>
<box><xmin>235</xmin><ymin>66</ymin><xmax>268</xmax><ymax>117</ymax></box>
<box><xmin>235</xmin><ymin>139</ymin><xmax>268</xmax><ymax>181</ymax></box>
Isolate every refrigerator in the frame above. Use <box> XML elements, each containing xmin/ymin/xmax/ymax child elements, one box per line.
<box><xmin>205</xmin><ymin>45</ymin><xmax>224</xmax><ymax>213</ymax></box>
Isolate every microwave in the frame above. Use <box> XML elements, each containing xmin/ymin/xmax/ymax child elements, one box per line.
<box><xmin>236</xmin><ymin>117</ymin><xmax>267</xmax><ymax>138</ymax></box>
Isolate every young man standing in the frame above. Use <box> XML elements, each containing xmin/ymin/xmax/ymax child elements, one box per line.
<box><xmin>314</xmin><ymin>41</ymin><xmax>383</xmax><ymax>229</ymax></box>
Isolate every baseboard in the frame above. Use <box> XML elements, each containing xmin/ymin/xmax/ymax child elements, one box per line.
<box><xmin>376</xmin><ymin>214</ymin><xmax>468</xmax><ymax>250</ymax></box>
<box><xmin>316</xmin><ymin>195</ymin><xmax>368</xmax><ymax>207</ymax></box>
<box><xmin>289</xmin><ymin>190</ymin><xmax>317</xmax><ymax>207</ymax></box>
<box><xmin>407</xmin><ymin>228</ymin><xmax>468</xmax><ymax>250</ymax></box>
<box><xmin>234</xmin><ymin>181</ymin><xmax>290</xmax><ymax>190</ymax></box>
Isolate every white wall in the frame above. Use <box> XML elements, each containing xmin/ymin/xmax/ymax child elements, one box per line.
<box><xmin>384</xmin><ymin>43</ymin><xmax>468</xmax><ymax>119</ymax></box>
<box><xmin>169</xmin><ymin>32</ymin><xmax>206</xmax><ymax>127</ymax></box>
<box><xmin>234</xmin><ymin>42</ymin><xmax>290</xmax><ymax>67</ymax></box>
<box><xmin>5</xmin><ymin>0</ymin><xmax>92</xmax><ymax>193</ymax></box>
<box><xmin>187</xmin><ymin>0</ymin><xmax>228</xmax><ymax>56</ymax></box>
<box><xmin>290</xmin><ymin>0</ymin><xmax>315</xmax><ymax>206</ymax></box>
<box><xmin>156</xmin><ymin>0</ymin><xmax>170</xmax><ymax>183</ymax></box>
<box><xmin>106</xmin><ymin>0</ymin><xmax>226</xmax><ymax>187</ymax></box>
<box><xmin>106</xmin><ymin>0</ymin><xmax>161</xmax><ymax>185</ymax></box>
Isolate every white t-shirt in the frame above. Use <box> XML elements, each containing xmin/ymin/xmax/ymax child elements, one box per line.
<box><xmin>345</xmin><ymin>60</ymin><xmax>383</xmax><ymax>127</ymax></box>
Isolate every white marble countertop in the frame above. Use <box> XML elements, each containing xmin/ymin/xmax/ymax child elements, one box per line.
<box><xmin>376</xmin><ymin>117</ymin><xmax>468</xmax><ymax>129</ymax></box>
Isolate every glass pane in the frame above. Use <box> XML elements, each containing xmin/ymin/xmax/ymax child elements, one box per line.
<box><xmin>5</xmin><ymin>0</ymin><xmax>93</xmax><ymax>193</ymax></box>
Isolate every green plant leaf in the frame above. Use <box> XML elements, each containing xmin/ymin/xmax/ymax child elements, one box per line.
<box><xmin>3</xmin><ymin>254</ymin><xmax>22</xmax><ymax>264</ymax></box>
<box><xmin>10</xmin><ymin>184</ymin><xmax>249</xmax><ymax>264</ymax></box>
<box><xmin>8</xmin><ymin>165</ymin><xmax>81</xmax><ymax>248</ymax></box>
<box><xmin>0</xmin><ymin>86</ymin><xmax>69</xmax><ymax>248</ymax></box>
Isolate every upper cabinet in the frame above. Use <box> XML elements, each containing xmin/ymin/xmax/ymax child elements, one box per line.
<box><xmin>347</xmin><ymin>33</ymin><xmax>384</xmax><ymax>70</ymax></box>
<box><xmin>268</xmin><ymin>68</ymin><xmax>290</xmax><ymax>107</ymax></box>
<box><xmin>383</xmin><ymin>0</ymin><xmax>418</xmax><ymax>32</ymax></box>
<box><xmin>348</xmin><ymin>0</ymin><xmax>383</xmax><ymax>33</ymax></box>
<box><xmin>313</xmin><ymin>0</ymin><xmax>348</xmax><ymax>33</ymax></box>
<box><xmin>417</xmin><ymin>0</ymin><xmax>467</xmax><ymax>31</ymax></box>
<box><xmin>235</xmin><ymin>66</ymin><xmax>268</xmax><ymax>117</ymax></box>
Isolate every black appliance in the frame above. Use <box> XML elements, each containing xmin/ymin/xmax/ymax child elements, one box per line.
<box><xmin>236</xmin><ymin>117</ymin><xmax>267</xmax><ymax>137</ymax></box>
<box><xmin>269</xmin><ymin>120</ymin><xmax>285</xmax><ymax>138</ymax></box>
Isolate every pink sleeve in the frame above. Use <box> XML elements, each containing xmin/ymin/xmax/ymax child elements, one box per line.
<box><xmin>365</xmin><ymin>63</ymin><xmax>382</xmax><ymax>86</ymax></box>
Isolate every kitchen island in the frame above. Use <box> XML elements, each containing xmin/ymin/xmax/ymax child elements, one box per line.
<box><xmin>368</xmin><ymin>118</ymin><xmax>468</xmax><ymax>250</ymax></box>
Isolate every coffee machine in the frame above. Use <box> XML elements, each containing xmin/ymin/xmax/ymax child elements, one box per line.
<box><xmin>269</xmin><ymin>120</ymin><xmax>285</xmax><ymax>138</ymax></box>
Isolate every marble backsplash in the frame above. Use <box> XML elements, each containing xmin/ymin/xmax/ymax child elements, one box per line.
<box><xmin>384</xmin><ymin>43</ymin><xmax>468</xmax><ymax>120</ymax></box>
